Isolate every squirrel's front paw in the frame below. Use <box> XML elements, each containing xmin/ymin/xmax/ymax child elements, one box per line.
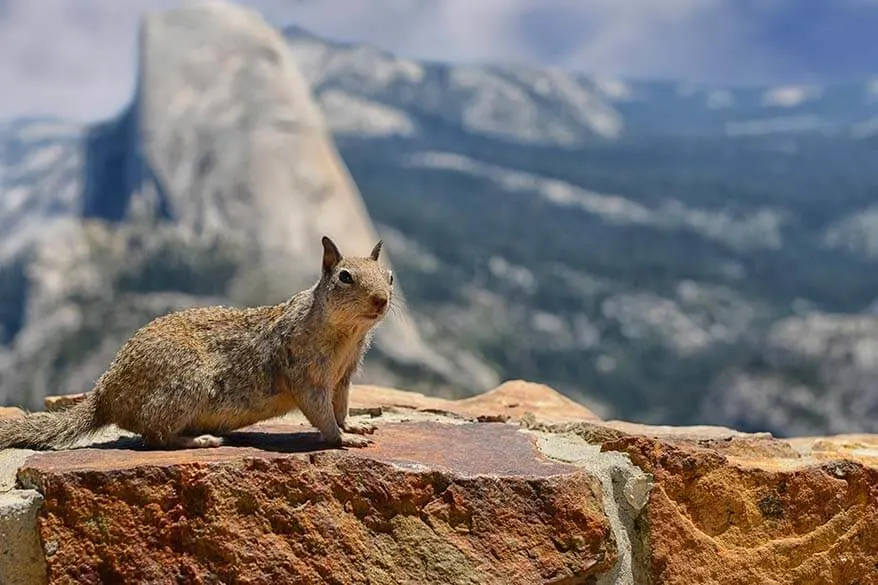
<box><xmin>342</xmin><ymin>421</ymin><xmax>377</xmax><ymax>435</ymax></box>
<box><xmin>340</xmin><ymin>434</ymin><xmax>373</xmax><ymax>448</ymax></box>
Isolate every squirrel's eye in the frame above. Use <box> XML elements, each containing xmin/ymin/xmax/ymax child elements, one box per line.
<box><xmin>338</xmin><ymin>269</ymin><xmax>354</xmax><ymax>284</ymax></box>
<box><xmin>388</xmin><ymin>270</ymin><xmax>394</xmax><ymax>285</ymax></box>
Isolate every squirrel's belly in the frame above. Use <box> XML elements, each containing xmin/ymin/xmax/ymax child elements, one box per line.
<box><xmin>189</xmin><ymin>394</ymin><xmax>298</xmax><ymax>434</ymax></box>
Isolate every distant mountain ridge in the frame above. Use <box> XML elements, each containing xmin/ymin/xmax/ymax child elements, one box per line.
<box><xmin>279</xmin><ymin>25</ymin><xmax>878</xmax><ymax>436</ymax></box>
<box><xmin>282</xmin><ymin>25</ymin><xmax>878</xmax><ymax>143</ymax></box>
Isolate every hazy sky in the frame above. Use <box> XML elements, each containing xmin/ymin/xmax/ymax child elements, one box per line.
<box><xmin>1</xmin><ymin>0</ymin><xmax>877</xmax><ymax>122</ymax></box>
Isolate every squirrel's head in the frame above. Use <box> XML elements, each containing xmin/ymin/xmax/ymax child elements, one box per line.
<box><xmin>315</xmin><ymin>235</ymin><xmax>394</xmax><ymax>327</ymax></box>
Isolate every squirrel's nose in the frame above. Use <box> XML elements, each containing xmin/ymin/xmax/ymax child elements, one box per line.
<box><xmin>371</xmin><ymin>295</ymin><xmax>388</xmax><ymax>312</ymax></box>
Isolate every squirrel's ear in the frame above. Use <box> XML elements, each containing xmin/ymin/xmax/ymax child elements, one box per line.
<box><xmin>321</xmin><ymin>236</ymin><xmax>342</xmax><ymax>273</ymax></box>
<box><xmin>370</xmin><ymin>240</ymin><xmax>383</xmax><ymax>261</ymax></box>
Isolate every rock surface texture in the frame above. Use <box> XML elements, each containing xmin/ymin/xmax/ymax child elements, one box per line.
<box><xmin>2</xmin><ymin>379</ymin><xmax>877</xmax><ymax>584</ymax></box>
<box><xmin>604</xmin><ymin>433</ymin><xmax>878</xmax><ymax>584</ymax></box>
<box><xmin>20</xmin><ymin>423</ymin><xmax>613</xmax><ymax>585</ymax></box>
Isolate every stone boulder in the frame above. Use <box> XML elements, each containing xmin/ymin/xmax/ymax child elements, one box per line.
<box><xmin>20</xmin><ymin>422</ymin><xmax>613</xmax><ymax>584</ymax></box>
<box><xmin>0</xmin><ymin>407</ymin><xmax>23</xmax><ymax>419</ymax></box>
<box><xmin>2</xmin><ymin>380</ymin><xmax>877</xmax><ymax>584</ymax></box>
<box><xmin>607</xmin><ymin>432</ymin><xmax>878</xmax><ymax>584</ymax></box>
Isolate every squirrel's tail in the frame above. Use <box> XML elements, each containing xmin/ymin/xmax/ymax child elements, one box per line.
<box><xmin>0</xmin><ymin>394</ymin><xmax>105</xmax><ymax>450</ymax></box>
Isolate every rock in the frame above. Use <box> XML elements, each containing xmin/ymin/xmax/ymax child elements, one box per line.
<box><xmin>0</xmin><ymin>407</ymin><xmax>24</xmax><ymax>419</ymax></box>
<box><xmin>1</xmin><ymin>447</ymin><xmax>38</xmax><ymax>493</ymax></box>
<box><xmin>602</xmin><ymin>433</ymin><xmax>878</xmax><ymax>584</ymax></box>
<box><xmin>0</xmin><ymin>490</ymin><xmax>47</xmax><ymax>585</ymax></box>
<box><xmin>19</xmin><ymin>421</ymin><xmax>615</xmax><ymax>584</ymax></box>
<box><xmin>789</xmin><ymin>433</ymin><xmax>878</xmax><ymax>465</ymax></box>
<box><xmin>284</xmin><ymin>26</ymin><xmax>622</xmax><ymax>145</ymax></box>
<box><xmin>44</xmin><ymin>394</ymin><xmax>86</xmax><ymax>412</ymax></box>
<box><xmin>450</xmin><ymin>380</ymin><xmax>601</xmax><ymax>422</ymax></box>
<box><xmin>350</xmin><ymin>379</ymin><xmax>601</xmax><ymax>424</ymax></box>
<box><xmin>7</xmin><ymin>381</ymin><xmax>878</xmax><ymax>584</ymax></box>
<box><xmin>136</xmin><ymin>1</ymin><xmax>374</xmax><ymax>288</ymax></box>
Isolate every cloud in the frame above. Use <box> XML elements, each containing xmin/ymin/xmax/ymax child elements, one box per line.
<box><xmin>544</xmin><ymin>0</ymin><xmax>789</xmax><ymax>82</ymax></box>
<box><xmin>0</xmin><ymin>0</ymin><xmax>875</xmax><ymax>122</ymax></box>
<box><xmin>277</xmin><ymin>0</ymin><xmax>872</xmax><ymax>85</ymax></box>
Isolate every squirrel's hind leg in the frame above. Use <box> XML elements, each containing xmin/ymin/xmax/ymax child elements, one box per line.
<box><xmin>174</xmin><ymin>434</ymin><xmax>224</xmax><ymax>449</ymax></box>
<box><xmin>139</xmin><ymin>411</ymin><xmax>225</xmax><ymax>450</ymax></box>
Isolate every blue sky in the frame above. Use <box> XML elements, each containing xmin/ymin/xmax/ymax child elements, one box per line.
<box><xmin>1</xmin><ymin>0</ymin><xmax>877</xmax><ymax>122</ymax></box>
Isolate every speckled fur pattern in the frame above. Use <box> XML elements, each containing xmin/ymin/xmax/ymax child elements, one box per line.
<box><xmin>0</xmin><ymin>236</ymin><xmax>393</xmax><ymax>451</ymax></box>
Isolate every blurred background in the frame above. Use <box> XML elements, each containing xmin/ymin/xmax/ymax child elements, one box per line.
<box><xmin>2</xmin><ymin>0</ymin><xmax>878</xmax><ymax>437</ymax></box>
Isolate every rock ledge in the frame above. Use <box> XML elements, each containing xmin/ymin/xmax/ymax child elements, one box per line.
<box><xmin>2</xmin><ymin>379</ymin><xmax>877</xmax><ymax>585</ymax></box>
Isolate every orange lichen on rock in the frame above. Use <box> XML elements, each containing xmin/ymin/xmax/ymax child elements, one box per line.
<box><xmin>604</xmin><ymin>434</ymin><xmax>878</xmax><ymax>585</ymax></box>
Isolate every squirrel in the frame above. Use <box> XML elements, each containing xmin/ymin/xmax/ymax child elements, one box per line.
<box><xmin>0</xmin><ymin>236</ymin><xmax>393</xmax><ymax>451</ymax></box>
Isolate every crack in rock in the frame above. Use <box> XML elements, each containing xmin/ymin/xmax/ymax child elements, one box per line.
<box><xmin>532</xmin><ymin>431</ymin><xmax>653</xmax><ymax>585</ymax></box>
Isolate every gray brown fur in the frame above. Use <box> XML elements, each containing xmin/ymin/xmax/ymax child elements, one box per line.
<box><xmin>0</xmin><ymin>236</ymin><xmax>393</xmax><ymax>451</ymax></box>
